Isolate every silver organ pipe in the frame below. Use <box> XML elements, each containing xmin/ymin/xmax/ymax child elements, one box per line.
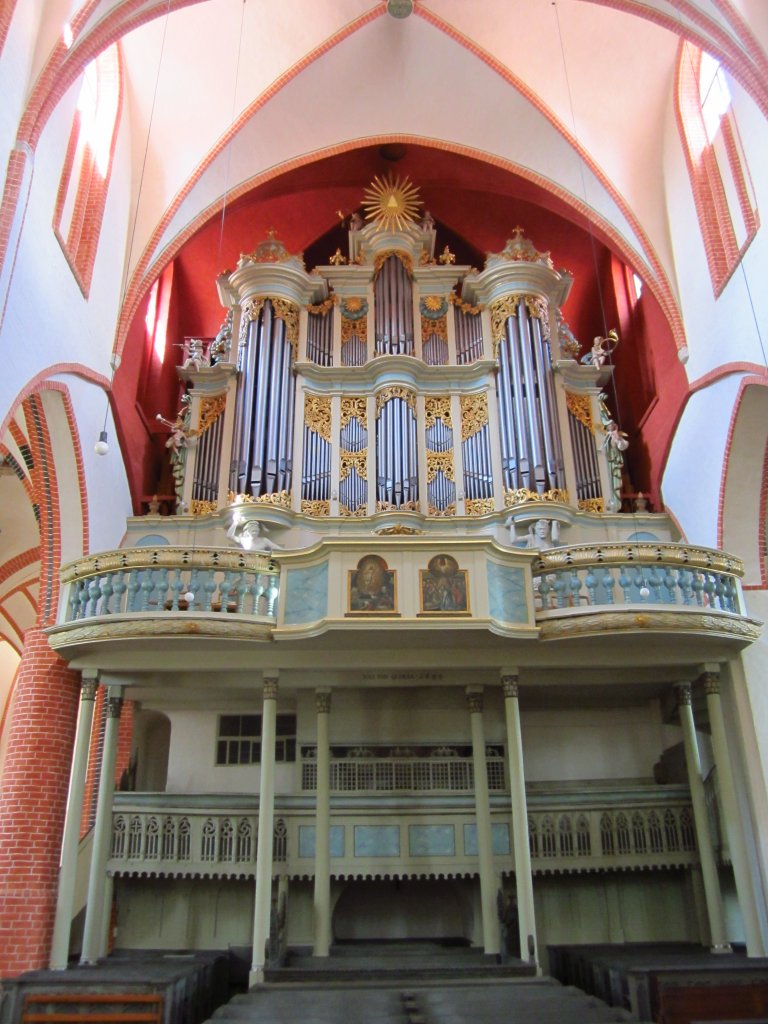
<box><xmin>422</xmin><ymin>332</ymin><xmax>448</xmax><ymax>366</ymax></box>
<box><xmin>375</xmin><ymin>256</ymin><xmax>414</xmax><ymax>356</ymax></box>
<box><xmin>568</xmin><ymin>412</ymin><xmax>601</xmax><ymax>500</ymax></box>
<box><xmin>229</xmin><ymin>300</ymin><xmax>295</xmax><ymax>497</ymax></box>
<box><xmin>342</xmin><ymin>331</ymin><xmax>366</xmax><ymax>367</ymax></box>
<box><xmin>455</xmin><ymin>306</ymin><xmax>483</xmax><ymax>364</ymax></box>
<box><xmin>496</xmin><ymin>300</ymin><xmax>565</xmax><ymax>494</ymax></box>
<box><xmin>192</xmin><ymin>411</ymin><xmax>224</xmax><ymax>503</ymax></box>
<box><xmin>339</xmin><ymin>415</ymin><xmax>367</xmax><ymax>512</ymax></box>
<box><xmin>376</xmin><ymin>394</ymin><xmax>418</xmax><ymax>508</ymax></box>
<box><xmin>462</xmin><ymin>424</ymin><xmax>493</xmax><ymax>500</ymax></box>
<box><xmin>307</xmin><ymin>308</ymin><xmax>333</xmax><ymax>366</ymax></box>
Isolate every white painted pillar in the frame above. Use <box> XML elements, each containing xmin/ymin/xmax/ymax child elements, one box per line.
<box><xmin>50</xmin><ymin>672</ymin><xmax>99</xmax><ymax>969</ymax></box>
<box><xmin>501</xmin><ymin>673</ymin><xmax>538</xmax><ymax>968</ymax></box>
<box><xmin>676</xmin><ymin>683</ymin><xmax>731</xmax><ymax>953</ymax></box>
<box><xmin>250</xmin><ymin>674</ymin><xmax>279</xmax><ymax>985</ymax></box>
<box><xmin>466</xmin><ymin>686</ymin><xmax>500</xmax><ymax>955</ymax></box>
<box><xmin>313</xmin><ymin>688</ymin><xmax>332</xmax><ymax>957</ymax></box>
<box><xmin>702</xmin><ymin>670</ymin><xmax>764</xmax><ymax>955</ymax></box>
<box><xmin>80</xmin><ymin>685</ymin><xmax>123</xmax><ymax>965</ymax></box>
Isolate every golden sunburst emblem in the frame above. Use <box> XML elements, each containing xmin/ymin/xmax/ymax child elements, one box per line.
<box><xmin>362</xmin><ymin>174</ymin><xmax>422</xmax><ymax>232</ymax></box>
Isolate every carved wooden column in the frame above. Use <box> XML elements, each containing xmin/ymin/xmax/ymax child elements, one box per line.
<box><xmin>467</xmin><ymin>686</ymin><xmax>500</xmax><ymax>955</ymax></box>
<box><xmin>250</xmin><ymin>674</ymin><xmax>279</xmax><ymax>984</ymax></box>
<box><xmin>313</xmin><ymin>688</ymin><xmax>332</xmax><ymax>957</ymax></box>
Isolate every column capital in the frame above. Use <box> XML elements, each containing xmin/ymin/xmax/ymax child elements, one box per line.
<box><xmin>466</xmin><ymin>686</ymin><xmax>484</xmax><ymax>714</ymax></box>
<box><xmin>701</xmin><ymin>672</ymin><xmax>720</xmax><ymax>696</ymax></box>
<box><xmin>501</xmin><ymin>675</ymin><xmax>519</xmax><ymax>699</ymax></box>
<box><xmin>80</xmin><ymin>679</ymin><xmax>98</xmax><ymax>702</ymax></box>
<box><xmin>263</xmin><ymin>676</ymin><xmax>279</xmax><ymax>701</ymax></box>
<box><xmin>316</xmin><ymin>689</ymin><xmax>332</xmax><ymax>714</ymax></box>
<box><xmin>105</xmin><ymin>688</ymin><xmax>123</xmax><ymax>718</ymax></box>
<box><xmin>675</xmin><ymin>682</ymin><xmax>693</xmax><ymax>706</ymax></box>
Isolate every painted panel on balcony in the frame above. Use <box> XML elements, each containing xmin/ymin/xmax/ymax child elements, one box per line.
<box><xmin>463</xmin><ymin>822</ymin><xmax>511</xmax><ymax>856</ymax></box>
<box><xmin>283</xmin><ymin>563</ymin><xmax>328</xmax><ymax>624</ymax></box>
<box><xmin>354</xmin><ymin>825</ymin><xmax>400</xmax><ymax>857</ymax></box>
<box><xmin>408</xmin><ymin>824</ymin><xmax>456</xmax><ymax>856</ymax></box>
<box><xmin>298</xmin><ymin>825</ymin><xmax>345</xmax><ymax>859</ymax></box>
<box><xmin>486</xmin><ymin>562</ymin><xmax>528</xmax><ymax>623</ymax></box>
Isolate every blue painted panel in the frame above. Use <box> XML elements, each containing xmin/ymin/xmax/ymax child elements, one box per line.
<box><xmin>487</xmin><ymin>562</ymin><xmax>528</xmax><ymax>623</ymax></box>
<box><xmin>135</xmin><ymin>535</ymin><xmax>170</xmax><ymax>546</ymax></box>
<box><xmin>354</xmin><ymin>825</ymin><xmax>400</xmax><ymax>857</ymax></box>
<box><xmin>283</xmin><ymin>562</ymin><xmax>328</xmax><ymax>625</ymax></box>
<box><xmin>408</xmin><ymin>824</ymin><xmax>456</xmax><ymax>857</ymax></box>
<box><xmin>463</xmin><ymin>823</ymin><xmax>511</xmax><ymax>856</ymax></box>
<box><xmin>298</xmin><ymin>825</ymin><xmax>345</xmax><ymax>859</ymax></box>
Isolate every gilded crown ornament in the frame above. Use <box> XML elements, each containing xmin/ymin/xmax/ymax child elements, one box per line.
<box><xmin>362</xmin><ymin>173</ymin><xmax>422</xmax><ymax>232</ymax></box>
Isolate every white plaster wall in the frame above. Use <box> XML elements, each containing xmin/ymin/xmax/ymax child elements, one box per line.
<box><xmin>661</xmin><ymin>373</ymin><xmax>745</xmax><ymax>545</ymax></box>
<box><xmin>661</xmin><ymin>71</ymin><xmax>768</xmax><ymax>382</ymax></box>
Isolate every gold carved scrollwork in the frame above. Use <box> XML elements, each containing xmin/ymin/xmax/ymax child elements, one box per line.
<box><xmin>449</xmin><ymin>292</ymin><xmax>483</xmax><ymax>315</ymax></box>
<box><xmin>253</xmin><ymin>490</ymin><xmax>292</xmax><ymax>509</ymax></box>
<box><xmin>504</xmin><ymin>487</ymin><xmax>569</xmax><ymax>507</ymax></box>
<box><xmin>490</xmin><ymin>295</ymin><xmax>522</xmax><ymax>357</ymax></box>
<box><xmin>375</xmin><ymin>525</ymin><xmax>425</xmax><ymax>535</ymax></box>
<box><xmin>341</xmin><ymin>316</ymin><xmax>366</xmax><ymax>346</ymax></box>
<box><xmin>566</xmin><ymin>391</ymin><xmax>594</xmax><ymax>434</ymax></box>
<box><xmin>421</xmin><ymin>315</ymin><xmax>447</xmax><ymax>344</ymax></box>
<box><xmin>460</xmin><ymin>393</ymin><xmax>489</xmax><ymax>441</ymax></box>
<box><xmin>524</xmin><ymin>295</ymin><xmax>551</xmax><ymax>340</ymax></box>
<box><xmin>425</xmin><ymin>396</ymin><xmax>452</xmax><ymax>430</ymax></box>
<box><xmin>197</xmin><ymin>395</ymin><xmax>227</xmax><ymax>435</ymax></box>
<box><xmin>426</xmin><ymin>449</ymin><xmax>454</xmax><ymax>483</ymax></box>
<box><xmin>339</xmin><ymin>449</ymin><xmax>368</xmax><ymax>480</ymax></box>
<box><xmin>340</xmin><ymin>502</ymin><xmax>369</xmax><ymax>517</ymax></box>
<box><xmin>306</xmin><ymin>295</ymin><xmax>337</xmax><ymax>315</ymax></box>
<box><xmin>428</xmin><ymin>503</ymin><xmax>456</xmax><ymax>517</ymax></box>
<box><xmin>465</xmin><ymin>497</ymin><xmax>495</xmax><ymax>516</ymax></box>
<box><xmin>373</xmin><ymin>250</ymin><xmax>413</xmax><ymax>277</ymax></box>
<box><xmin>376</xmin><ymin>386</ymin><xmax>416</xmax><ymax>417</ymax></box>
<box><xmin>578</xmin><ymin>497</ymin><xmax>605</xmax><ymax>513</ymax></box>
<box><xmin>304</xmin><ymin>394</ymin><xmax>332</xmax><ymax>441</ymax></box>
<box><xmin>191</xmin><ymin>499</ymin><xmax>219</xmax><ymax>516</ymax></box>
<box><xmin>341</xmin><ymin>396</ymin><xmax>367</xmax><ymax>428</ymax></box>
<box><xmin>301</xmin><ymin>499</ymin><xmax>330</xmax><ymax>516</ymax></box>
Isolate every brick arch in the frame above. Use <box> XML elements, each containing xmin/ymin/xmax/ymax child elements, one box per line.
<box><xmin>0</xmin><ymin>381</ymin><xmax>89</xmax><ymax>976</ymax></box>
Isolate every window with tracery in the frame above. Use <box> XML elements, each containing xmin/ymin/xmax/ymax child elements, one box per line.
<box><xmin>54</xmin><ymin>44</ymin><xmax>121</xmax><ymax>296</ymax></box>
<box><xmin>676</xmin><ymin>42</ymin><xmax>758</xmax><ymax>294</ymax></box>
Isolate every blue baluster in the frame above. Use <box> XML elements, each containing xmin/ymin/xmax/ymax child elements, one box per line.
<box><xmin>87</xmin><ymin>577</ymin><xmax>100</xmax><ymax>616</ymax></box>
<box><xmin>618</xmin><ymin>565</ymin><xmax>632</xmax><ymax>602</ymax></box>
<box><xmin>169</xmin><ymin>569</ymin><xmax>183</xmax><ymax>611</ymax></box>
<box><xmin>69</xmin><ymin>582</ymin><xmax>83</xmax><ymax>620</ymax></box>
<box><xmin>100</xmin><ymin>573</ymin><xmax>114</xmax><ymax>614</ymax></box>
<box><xmin>187</xmin><ymin>569</ymin><xmax>200</xmax><ymax>611</ymax></box>
<box><xmin>554</xmin><ymin>571</ymin><xmax>569</xmax><ymax>608</ymax></box>
<box><xmin>219</xmin><ymin>570</ymin><xmax>236</xmax><ymax>613</ymax></box>
<box><xmin>703</xmin><ymin>572</ymin><xmax>716</xmax><ymax>607</ymax></box>
<box><xmin>112</xmin><ymin>570</ymin><xmax>127</xmax><ymax>613</ymax></box>
<box><xmin>648</xmin><ymin>566</ymin><xmax>663</xmax><ymax>602</ymax></box>
<box><xmin>127</xmin><ymin>570</ymin><xmax>141</xmax><ymax>612</ymax></box>
<box><xmin>692</xmin><ymin>572</ymin><xmax>704</xmax><ymax>606</ymax></box>
<box><xmin>584</xmin><ymin>568</ymin><xmax>598</xmax><ymax>604</ymax></box>
<box><xmin>203</xmin><ymin>570</ymin><xmax>217</xmax><ymax>611</ymax></box>
<box><xmin>678</xmin><ymin>568</ymin><xmax>694</xmax><ymax>606</ymax></box>
<box><xmin>714</xmin><ymin>573</ymin><xmax>727</xmax><ymax>610</ymax></box>
<box><xmin>600</xmin><ymin>567</ymin><xmax>615</xmax><ymax>605</ymax></box>
<box><xmin>570</xmin><ymin>569</ymin><xmax>583</xmax><ymax>607</ymax></box>
<box><xmin>537</xmin><ymin>575</ymin><xmax>552</xmax><ymax>609</ymax></box>
<box><xmin>235</xmin><ymin>573</ymin><xmax>249</xmax><ymax>613</ymax></box>
<box><xmin>139</xmin><ymin>571</ymin><xmax>153</xmax><ymax>611</ymax></box>
<box><xmin>266</xmin><ymin>576</ymin><xmax>280</xmax><ymax>618</ymax></box>
<box><xmin>663</xmin><ymin>567</ymin><xmax>677</xmax><ymax>603</ymax></box>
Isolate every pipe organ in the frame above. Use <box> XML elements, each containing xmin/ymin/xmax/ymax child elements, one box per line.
<box><xmin>178</xmin><ymin>194</ymin><xmax>622</xmax><ymax>521</ymax></box>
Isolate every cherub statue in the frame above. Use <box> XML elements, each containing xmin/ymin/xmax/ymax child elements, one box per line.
<box><xmin>226</xmin><ymin>516</ymin><xmax>282</xmax><ymax>553</ymax></box>
<box><xmin>181</xmin><ymin>338</ymin><xmax>206</xmax><ymax>372</ymax></box>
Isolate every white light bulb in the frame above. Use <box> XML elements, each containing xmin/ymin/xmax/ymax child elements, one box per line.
<box><xmin>94</xmin><ymin>430</ymin><xmax>109</xmax><ymax>456</ymax></box>
<box><xmin>183</xmin><ymin>590</ymin><xmax>195</xmax><ymax>603</ymax></box>
<box><xmin>639</xmin><ymin>585</ymin><xmax>650</xmax><ymax>599</ymax></box>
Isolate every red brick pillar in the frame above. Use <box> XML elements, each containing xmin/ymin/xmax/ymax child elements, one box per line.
<box><xmin>0</xmin><ymin>628</ymin><xmax>80</xmax><ymax>977</ymax></box>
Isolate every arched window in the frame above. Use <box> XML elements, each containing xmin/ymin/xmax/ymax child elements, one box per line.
<box><xmin>676</xmin><ymin>42</ymin><xmax>758</xmax><ymax>294</ymax></box>
<box><xmin>54</xmin><ymin>45</ymin><xmax>122</xmax><ymax>296</ymax></box>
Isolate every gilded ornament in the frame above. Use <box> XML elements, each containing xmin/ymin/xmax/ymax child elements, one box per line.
<box><xmin>362</xmin><ymin>174</ymin><xmax>422</xmax><ymax>232</ymax></box>
<box><xmin>341</xmin><ymin>297</ymin><xmax>368</xmax><ymax>320</ymax></box>
<box><xmin>373</xmin><ymin>249</ymin><xmax>413</xmax><ymax>277</ymax></box>
<box><xmin>578</xmin><ymin>497</ymin><xmax>605</xmax><ymax>513</ymax></box>
<box><xmin>304</xmin><ymin>394</ymin><xmax>332</xmax><ymax>442</ymax></box>
<box><xmin>428</xmin><ymin>503</ymin><xmax>456</xmax><ymax>517</ymax></box>
<box><xmin>341</xmin><ymin>316</ymin><xmax>366</xmax><ymax>346</ymax></box>
<box><xmin>241</xmin><ymin>296</ymin><xmax>300</xmax><ymax>358</ymax></box>
<box><xmin>557</xmin><ymin>314</ymin><xmax>582</xmax><ymax>359</ymax></box>
<box><xmin>504</xmin><ymin>487</ymin><xmax>569</xmax><ymax>507</ymax></box>
<box><xmin>340</xmin><ymin>397</ymin><xmax>367</xmax><ymax>428</ymax></box>
<box><xmin>566</xmin><ymin>392</ymin><xmax>594</xmax><ymax>434</ymax></box>
<box><xmin>421</xmin><ymin>315</ymin><xmax>447</xmax><ymax>344</ymax></box>
<box><xmin>438</xmin><ymin>245</ymin><xmax>456</xmax><ymax>265</ymax></box>
<box><xmin>465</xmin><ymin>497</ymin><xmax>495</xmax><ymax>516</ymax></box>
<box><xmin>374</xmin><ymin>525</ymin><xmax>425</xmax><ymax>535</ymax></box>
<box><xmin>376</xmin><ymin>386</ymin><xmax>416</xmax><ymax>417</ymax></box>
<box><xmin>254</xmin><ymin>490</ymin><xmax>292</xmax><ymax>509</ymax></box>
<box><xmin>376</xmin><ymin>499</ymin><xmax>419</xmax><ymax>512</ymax></box>
<box><xmin>538</xmin><ymin>611</ymin><xmax>760</xmax><ymax>643</ymax></box>
<box><xmin>340</xmin><ymin>502</ymin><xmax>369</xmax><ymax>517</ymax></box>
<box><xmin>421</xmin><ymin>295</ymin><xmax>448</xmax><ymax>318</ymax></box>
<box><xmin>197</xmin><ymin>395</ymin><xmax>227</xmax><ymax>435</ymax></box>
<box><xmin>491</xmin><ymin>226</ymin><xmax>553</xmax><ymax>269</ymax></box>
<box><xmin>301</xmin><ymin>499</ymin><xmax>330</xmax><ymax>517</ymax></box>
<box><xmin>419</xmin><ymin>249</ymin><xmax>435</xmax><ymax>266</ymax></box>
<box><xmin>339</xmin><ymin>449</ymin><xmax>368</xmax><ymax>480</ymax></box>
<box><xmin>60</xmin><ymin>545</ymin><xmax>276</xmax><ymax>584</ymax></box>
<box><xmin>449</xmin><ymin>292</ymin><xmax>483</xmax><ymax>315</ymax></box>
<box><xmin>426</xmin><ymin>449</ymin><xmax>454</xmax><ymax>483</ymax></box>
<box><xmin>240</xmin><ymin>229</ymin><xmax>295</xmax><ymax>266</ymax></box>
<box><xmin>306</xmin><ymin>295</ymin><xmax>337</xmax><ymax>315</ymax></box>
<box><xmin>460</xmin><ymin>393</ymin><xmax>489</xmax><ymax>441</ymax></box>
<box><xmin>524</xmin><ymin>295</ymin><xmax>551</xmax><ymax>340</ymax></box>
<box><xmin>490</xmin><ymin>295</ymin><xmax>522</xmax><ymax>355</ymax></box>
<box><xmin>191</xmin><ymin>499</ymin><xmax>219</xmax><ymax>516</ymax></box>
<box><xmin>329</xmin><ymin>248</ymin><xmax>347</xmax><ymax>266</ymax></box>
<box><xmin>425</xmin><ymin>395</ymin><xmax>452</xmax><ymax>429</ymax></box>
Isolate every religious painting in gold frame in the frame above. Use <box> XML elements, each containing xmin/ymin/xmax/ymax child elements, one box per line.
<box><xmin>347</xmin><ymin>554</ymin><xmax>398</xmax><ymax>616</ymax></box>
<box><xmin>419</xmin><ymin>554</ymin><xmax>470</xmax><ymax>616</ymax></box>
